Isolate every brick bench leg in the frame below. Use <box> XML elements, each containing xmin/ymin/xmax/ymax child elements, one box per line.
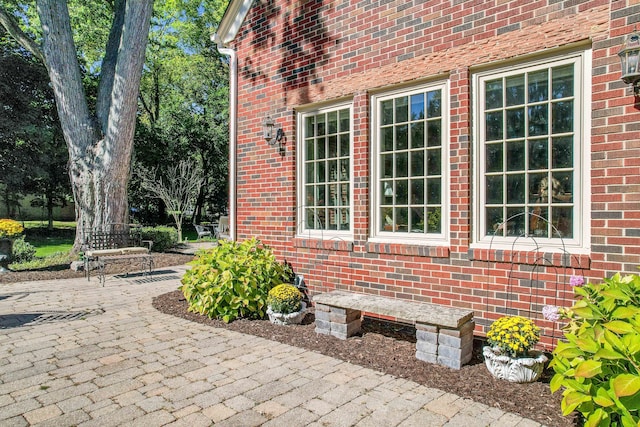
<box><xmin>415</xmin><ymin>320</ymin><xmax>475</xmax><ymax>370</ymax></box>
<box><xmin>314</xmin><ymin>304</ymin><xmax>362</xmax><ymax>340</ymax></box>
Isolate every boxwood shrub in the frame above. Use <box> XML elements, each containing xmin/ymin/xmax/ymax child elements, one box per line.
<box><xmin>140</xmin><ymin>226</ymin><xmax>178</xmax><ymax>252</ymax></box>
<box><xmin>180</xmin><ymin>238</ymin><xmax>290</xmax><ymax>323</ymax></box>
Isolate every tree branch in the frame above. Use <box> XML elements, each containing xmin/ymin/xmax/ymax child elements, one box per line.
<box><xmin>0</xmin><ymin>7</ymin><xmax>45</xmax><ymax>63</ymax></box>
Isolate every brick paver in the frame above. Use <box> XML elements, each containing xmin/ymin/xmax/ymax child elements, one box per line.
<box><xmin>0</xmin><ymin>266</ymin><xmax>545</xmax><ymax>426</ymax></box>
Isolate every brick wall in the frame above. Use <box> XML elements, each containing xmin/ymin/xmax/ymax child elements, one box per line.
<box><xmin>229</xmin><ymin>0</ymin><xmax>640</xmax><ymax>347</ymax></box>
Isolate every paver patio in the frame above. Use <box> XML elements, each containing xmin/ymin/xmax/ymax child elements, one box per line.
<box><xmin>0</xmin><ymin>267</ymin><xmax>544</xmax><ymax>426</ymax></box>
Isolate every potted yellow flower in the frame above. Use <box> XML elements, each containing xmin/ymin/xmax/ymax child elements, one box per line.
<box><xmin>266</xmin><ymin>284</ymin><xmax>307</xmax><ymax>325</ymax></box>
<box><xmin>0</xmin><ymin>219</ymin><xmax>24</xmax><ymax>272</ymax></box>
<box><xmin>483</xmin><ymin>316</ymin><xmax>548</xmax><ymax>383</ymax></box>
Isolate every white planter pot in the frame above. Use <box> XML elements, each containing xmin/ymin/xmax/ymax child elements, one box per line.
<box><xmin>267</xmin><ymin>302</ymin><xmax>307</xmax><ymax>325</ymax></box>
<box><xmin>483</xmin><ymin>346</ymin><xmax>548</xmax><ymax>383</ymax></box>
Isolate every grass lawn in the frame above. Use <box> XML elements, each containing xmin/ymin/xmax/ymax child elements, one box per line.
<box><xmin>29</xmin><ymin>236</ymin><xmax>74</xmax><ymax>257</ymax></box>
<box><xmin>21</xmin><ymin>220</ymin><xmax>76</xmax><ymax>229</ymax></box>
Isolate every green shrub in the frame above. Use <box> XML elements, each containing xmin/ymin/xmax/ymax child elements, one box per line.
<box><xmin>180</xmin><ymin>238</ymin><xmax>290</xmax><ymax>323</ymax></box>
<box><xmin>11</xmin><ymin>236</ymin><xmax>36</xmax><ymax>263</ymax></box>
<box><xmin>549</xmin><ymin>273</ymin><xmax>640</xmax><ymax>427</ymax></box>
<box><xmin>10</xmin><ymin>251</ymin><xmax>75</xmax><ymax>271</ymax></box>
<box><xmin>140</xmin><ymin>226</ymin><xmax>178</xmax><ymax>252</ymax></box>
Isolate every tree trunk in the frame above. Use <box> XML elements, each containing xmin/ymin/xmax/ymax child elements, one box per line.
<box><xmin>35</xmin><ymin>0</ymin><xmax>153</xmax><ymax>250</ymax></box>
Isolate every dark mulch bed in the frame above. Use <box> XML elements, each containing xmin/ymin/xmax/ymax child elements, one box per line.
<box><xmin>0</xmin><ymin>252</ymin><xmax>195</xmax><ymax>283</ymax></box>
<box><xmin>2</xmin><ymin>253</ymin><xmax>572</xmax><ymax>426</ymax></box>
<box><xmin>153</xmin><ymin>290</ymin><xmax>573</xmax><ymax>427</ymax></box>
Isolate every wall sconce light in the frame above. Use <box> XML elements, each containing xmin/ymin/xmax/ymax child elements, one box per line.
<box><xmin>263</xmin><ymin>116</ymin><xmax>284</xmax><ymax>154</ymax></box>
<box><xmin>618</xmin><ymin>29</ymin><xmax>640</xmax><ymax>95</ymax></box>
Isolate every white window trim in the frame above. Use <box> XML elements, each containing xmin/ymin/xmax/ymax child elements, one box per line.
<box><xmin>296</xmin><ymin>102</ymin><xmax>354</xmax><ymax>241</ymax></box>
<box><xmin>471</xmin><ymin>50</ymin><xmax>592</xmax><ymax>253</ymax></box>
<box><xmin>370</xmin><ymin>81</ymin><xmax>451</xmax><ymax>246</ymax></box>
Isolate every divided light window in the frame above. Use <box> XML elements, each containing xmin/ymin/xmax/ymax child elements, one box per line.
<box><xmin>299</xmin><ymin>106</ymin><xmax>352</xmax><ymax>236</ymax></box>
<box><xmin>373</xmin><ymin>83</ymin><xmax>448</xmax><ymax>242</ymax></box>
<box><xmin>476</xmin><ymin>54</ymin><xmax>586</xmax><ymax>244</ymax></box>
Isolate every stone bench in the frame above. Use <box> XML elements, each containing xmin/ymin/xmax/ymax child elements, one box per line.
<box><xmin>313</xmin><ymin>291</ymin><xmax>475</xmax><ymax>369</ymax></box>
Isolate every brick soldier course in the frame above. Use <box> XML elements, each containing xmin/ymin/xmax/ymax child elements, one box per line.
<box><xmin>0</xmin><ymin>270</ymin><xmax>543</xmax><ymax>426</ymax></box>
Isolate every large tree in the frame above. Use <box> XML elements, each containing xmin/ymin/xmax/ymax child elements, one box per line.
<box><xmin>0</xmin><ymin>1</ymin><xmax>153</xmax><ymax>248</ymax></box>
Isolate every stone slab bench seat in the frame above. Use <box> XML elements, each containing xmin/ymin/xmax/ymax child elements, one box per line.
<box><xmin>313</xmin><ymin>290</ymin><xmax>475</xmax><ymax>369</ymax></box>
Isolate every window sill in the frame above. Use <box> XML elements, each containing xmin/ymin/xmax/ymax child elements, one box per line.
<box><xmin>366</xmin><ymin>241</ymin><xmax>450</xmax><ymax>258</ymax></box>
<box><xmin>294</xmin><ymin>238</ymin><xmax>354</xmax><ymax>252</ymax></box>
<box><xmin>467</xmin><ymin>247</ymin><xmax>590</xmax><ymax>269</ymax></box>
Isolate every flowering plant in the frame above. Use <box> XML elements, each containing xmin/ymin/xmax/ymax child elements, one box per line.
<box><xmin>0</xmin><ymin>219</ymin><xmax>23</xmax><ymax>239</ymax></box>
<box><xmin>486</xmin><ymin>316</ymin><xmax>541</xmax><ymax>358</ymax></box>
<box><xmin>267</xmin><ymin>284</ymin><xmax>303</xmax><ymax>314</ymax></box>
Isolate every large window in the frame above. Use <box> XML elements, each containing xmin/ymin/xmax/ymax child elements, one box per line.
<box><xmin>298</xmin><ymin>105</ymin><xmax>352</xmax><ymax>237</ymax></box>
<box><xmin>474</xmin><ymin>52</ymin><xmax>590</xmax><ymax>248</ymax></box>
<box><xmin>372</xmin><ymin>83</ymin><xmax>449</xmax><ymax>243</ymax></box>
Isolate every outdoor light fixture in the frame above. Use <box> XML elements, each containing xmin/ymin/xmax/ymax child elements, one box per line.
<box><xmin>263</xmin><ymin>116</ymin><xmax>285</xmax><ymax>155</ymax></box>
<box><xmin>618</xmin><ymin>29</ymin><xmax>640</xmax><ymax>95</ymax></box>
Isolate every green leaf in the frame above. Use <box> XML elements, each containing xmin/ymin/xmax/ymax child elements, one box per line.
<box><xmin>593</xmin><ymin>387</ymin><xmax>615</xmax><ymax>407</ymax></box>
<box><xmin>550</xmin><ymin>373</ymin><xmax>565</xmax><ymax>393</ymax></box>
<box><xmin>575</xmin><ymin>337</ymin><xmax>601</xmax><ymax>354</ymax></box>
<box><xmin>612</xmin><ymin>306</ymin><xmax>639</xmax><ymax>319</ymax></box>
<box><xmin>612</xmin><ymin>374</ymin><xmax>640</xmax><ymax>398</ymax></box>
<box><xmin>601</xmin><ymin>288</ymin><xmax>631</xmax><ymax>302</ymax></box>
<box><xmin>573</xmin><ymin>306</ymin><xmax>596</xmax><ymax>319</ymax></box>
<box><xmin>575</xmin><ymin>360</ymin><xmax>602</xmax><ymax>378</ymax></box>
<box><xmin>584</xmin><ymin>408</ymin><xmax>607</xmax><ymax>427</ymax></box>
<box><xmin>594</xmin><ymin>348</ymin><xmax>625</xmax><ymax>360</ymax></box>
<box><xmin>562</xmin><ymin>391</ymin><xmax>592</xmax><ymax>416</ymax></box>
<box><xmin>604</xmin><ymin>321</ymin><xmax>635</xmax><ymax>335</ymax></box>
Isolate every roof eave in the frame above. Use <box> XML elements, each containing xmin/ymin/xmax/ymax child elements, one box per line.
<box><xmin>211</xmin><ymin>0</ymin><xmax>254</xmax><ymax>45</ymax></box>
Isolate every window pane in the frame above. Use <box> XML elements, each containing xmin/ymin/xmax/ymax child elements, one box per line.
<box><xmin>328</xmin><ymin>160</ymin><xmax>338</xmax><ymax>182</ymax></box>
<box><xmin>340</xmin><ymin>184</ymin><xmax>349</xmax><ymax>206</ymax></box>
<box><xmin>306</xmin><ymin>164</ymin><xmax>314</xmax><ymax>183</ymax></box>
<box><xmin>396</xmin><ymin>152</ymin><xmax>408</xmax><ymax>177</ymax></box>
<box><xmin>410</xmin><ymin>207</ymin><xmax>424</xmax><ymax>233</ymax></box>
<box><xmin>486</xmin><ymin>111</ymin><xmax>503</xmax><ymax>141</ymax></box>
<box><xmin>411</xmin><ymin>179</ymin><xmax>424</xmax><ymax>204</ymax></box>
<box><xmin>339</xmin><ymin>109</ymin><xmax>350</xmax><ymax>132</ymax></box>
<box><xmin>486</xmin><ymin>175</ymin><xmax>503</xmax><ymax>204</ymax></box>
<box><xmin>486</xmin><ymin>207</ymin><xmax>504</xmax><ymax>235</ymax></box>
<box><xmin>317</xmin><ymin>185</ymin><xmax>325</xmax><ymax>205</ymax></box>
<box><xmin>506</xmin><ymin>75</ymin><xmax>525</xmax><ymax>106</ymax></box>
<box><xmin>552</xmin><ymin>136</ymin><xmax>573</xmax><ymax>168</ymax></box>
<box><xmin>317</xmin><ymin>161</ymin><xmax>325</xmax><ymax>183</ymax></box>
<box><xmin>552</xmin><ymin>172</ymin><xmax>573</xmax><ymax>202</ymax></box>
<box><xmin>381</xmin><ymin>154</ymin><xmax>393</xmax><ymax>178</ymax></box>
<box><xmin>552</xmin><ymin>206</ymin><xmax>573</xmax><ymax>238</ymax></box>
<box><xmin>427</xmin><ymin>90</ymin><xmax>441</xmax><ymax>117</ymax></box>
<box><xmin>552</xmin><ymin>65</ymin><xmax>573</xmax><ymax>99</ymax></box>
<box><xmin>506</xmin><ymin>108</ymin><xmax>525</xmax><ymax>139</ymax></box>
<box><xmin>506</xmin><ymin>140</ymin><xmax>525</xmax><ymax>171</ymax></box>
<box><xmin>306</xmin><ymin>139</ymin><xmax>315</xmax><ymax>161</ymax></box>
<box><xmin>486</xmin><ymin>143</ymin><xmax>503</xmax><ymax>172</ymax></box>
<box><xmin>382</xmin><ymin>100</ymin><xmax>393</xmax><ymax>125</ymax></box>
<box><xmin>411</xmin><ymin>122</ymin><xmax>425</xmax><ymax>148</ymax></box>
<box><xmin>427</xmin><ymin>207</ymin><xmax>441</xmax><ymax>232</ymax></box>
<box><xmin>317</xmin><ymin>137</ymin><xmax>326</xmax><ymax>159</ymax></box>
<box><xmin>485</xmin><ymin>79</ymin><xmax>503</xmax><ymax>109</ymax></box>
<box><xmin>381</xmin><ymin>207</ymin><xmax>393</xmax><ymax>231</ymax></box>
<box><xmin>306</xmin><ymin>185</ymin><xmax>314</xmax><ymax>206</ymax></box>
<box><xmin>552</xmin><ymin>101</ymin><xmax>573</xmax><ymax>133</ymax></box>
<box><xmin>396</xmin><ymin>180</ymin><xmax>408</xmax><ymax>204</ymax></box>
<box><xmin>382</xmin><ymin>181</ymin><xmax>394</xmax><ymax>203</ymax></box>
<box><xmin>530</xmin><ymin>206</ymin><xmax>548</xmax><ymax>237</ymax></box>
<box><xmin>306</xmin><ymin>116</ymin><xmax>315</xmax><ymax>137</ymax></box>
<box><xmin>411</xmin><ymin>93</ymin><xmax>425</xmax><ymax>120</ymax></box>
<box><xmin>528</xmin><ymin>139</ymin><xmax>548</xmax><ymax>170</ymax></box>
<box><xmin>427</xmin><ymin>121</ymin><xmax>441</xmax><ymax>147</ymax></box>
<box><xmin>427</xmin><ymin>148</ymin><xmax>441</xmax><ymax>175</ymax></box>
<box><xmin>506</xmin><ymin>174</ymin><xmax>525</xmax><ymax>204</ymax></box>
<box><xmin>340</xmin><ymin>134</ymin><xmax>350</xmax><ymax>156</ymax></box>
<box><xmin>396</xmin><ymin>97</ymin><xmax>408</xmax><ymax>123</ymax></box>
<box><xmin>529</xmin><ymin>173</ymin><xmax>547</xmax><ymax>202</ymax></box>
<box><xmin>328</xmin><ymin>184</ymin><xmax>337</xmax><ymax>205</ymax></box>
<box><xmin>327</xmin><ymin>111</ymin><xmax>337</xmax><ymax>134</ymax></box>
<box><xmin>328</xmin><ymin>136</ymin><xmax>337</xmax><ymax>158</ymax></box>
<box><xmin>339</xmin><ymin>159</ymin><xmax>349</xmax><ymax>181</ymax></box>
<box><xmin>396</xmin><ymin>124</ymin><xmax>408</xmax><ymax>150</ymax></box>
<box><xmin>506</xmin><ymin>207</ymin><xmax>526</xmax><ymax>236</ymax></box>
<box><xmin>528</xmin><ymin>70</ymin><xmax>548</xmax><ymax>102</ymax></box>
<box><xmin>381</xmin><ymin>127</ymin><xmax>394</xmax><ymax>152</ymax></box>
<box><xmin>410</xmin><ymin>151</ymin><xmax>424</xmax><ymax>177</ymax></box>
<box><xmin>395</xmin><ymin>207</ymin><xmax>408</xmax><ymax>232</ymax></box>
<box><xmin>528</xmin><ymin>105</ymin><xmax>548</xmax><ymax>136</ymax></box>
<box><xmin>427</xmin><ymin>178</ymin><xmax>441</xmax><ymax>204</ymax></box>
<box><xmin>317</xmin><ymin>114</ymin><xmax>326</xmax><ymax>136</ymax></box>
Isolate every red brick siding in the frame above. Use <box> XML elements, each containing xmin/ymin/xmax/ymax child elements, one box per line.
<box><xmin>229</xmin><ymin>0</ymin><xmax>640</xmax><ymax>348</ymax></box>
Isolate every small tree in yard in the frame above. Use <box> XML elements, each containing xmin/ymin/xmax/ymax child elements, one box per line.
<box><xmin>138</xmin><ymin>160</ymin><xmax>203</xmax><ymax>242</ymax></box>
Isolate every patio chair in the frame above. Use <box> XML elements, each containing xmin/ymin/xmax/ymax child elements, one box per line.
<box><xmin>216</xmin><ymin>216</ymin><xmax>230</xmax><ymax>239</ymax></box>
<box><xmin>194</xmin><ymin>224</ymin><xmax>212</xmax><ymax>240</ymax></box>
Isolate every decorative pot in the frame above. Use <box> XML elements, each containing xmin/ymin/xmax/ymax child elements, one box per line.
<box><xmin>483</xmin><ymin>346</ymin><xmax>548</xmax><ymax>383</ymax></box>
<box><xmin>267</xmin><ymin>302</ymin><xmax>307</xmax><ymax>325</ymax></box>
<box><xmin>0</xmin><ymin>238</ymin><xmax>13</xmax><ymax>273</ymax></box>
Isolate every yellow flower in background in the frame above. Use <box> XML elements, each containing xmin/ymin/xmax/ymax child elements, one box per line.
<box><xmin>0</xmin><ymin>219</ymin><xmax>23</xmax><ymax>239</ymax></box>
